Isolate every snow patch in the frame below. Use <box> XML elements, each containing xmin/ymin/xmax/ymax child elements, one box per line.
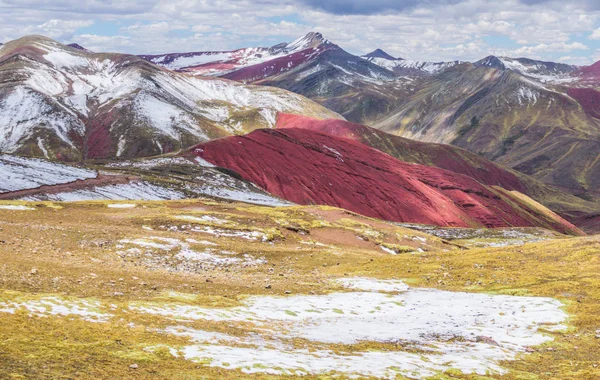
<box><xmin>134</xmin><ymin>277</ymin><xmax>567</xmax><ymax>378</ymax></box>
<box><xmin>20</xmin><ymin>182</ymin><xmax>184</xmax><ymax>202</ymax></box>
<box><xmin>0</xmin><ymin>154</ymin><xmax>96</xmax><ymax>193</ymax></box>
<box><xmin>0</xmin><ymin>296</ymin><xmax>111</xmax><ymax>322</ymax></box>
<box><xmin>0</xmin><ymin>205</ymin><xmax>35</xmax><ymax>210</ymax></box>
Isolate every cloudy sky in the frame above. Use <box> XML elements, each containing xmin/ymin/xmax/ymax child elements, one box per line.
<box><xmin>2</xmin><ymin>0</ymin><xmax>600</xmax><ymax>64</ymax></box>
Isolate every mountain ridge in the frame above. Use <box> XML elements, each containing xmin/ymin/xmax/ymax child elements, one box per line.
<box><xmin>0</xmin><ymin>35</ymin><xmax>340</xmax><ymax>161</ymax></box>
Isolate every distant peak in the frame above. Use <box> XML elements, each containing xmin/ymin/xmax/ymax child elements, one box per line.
<box><xmin>286</xmin><ymin>31</ymin><xmax>331</xmax><ymax>51</ymax></box>
<box><xmin>475</xmin><ymin>55</ymin><xmax>506</xmax><ymax>69</ymax></box>
<box><xmin>364</xmin><ymin>49</ymin><xmax>400</xmax><ymax>61</ymax></box>
<box><xmin>67</xmin><ymin>43</ymin><xmax>88</xmax><ymax>51</ymax></box>
<box><xmin>303</xmin><ymin>31</ymin><xmax>326</xmax><ymax>42</ymax></box>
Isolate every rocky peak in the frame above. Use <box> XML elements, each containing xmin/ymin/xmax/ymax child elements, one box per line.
<box><xmin>364</xmin><ymin>49</ymin><xmax>400</xmax><ymax>61</ymax></box>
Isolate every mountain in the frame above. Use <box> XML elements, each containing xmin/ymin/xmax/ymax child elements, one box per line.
<box><xmin>474</xmin><ymin>55</ymin><xmax>578</xmax><ymax>83</ymax></box>
<box><xmin>140</xmin><ymin>32</ymin><xmax>336</xmax><ymax>81</ymax></box>
<box><xmin>139</xmin><ymin>32</ymin><xmax>600</xmax><ymax>197</ymax></box>
<box><xmin>67</xmin><ymin>43</ymin><xmax>88</xmax><ymax>52</ymax></box>
<box><xmin>368</xmin><ymin>62</ymin><xmax>600</xmax><ymax>198</ymax></box>
<box><xmin>142</xmin><ymin>32</ymin><xmax>404</xmax><ymax>124</ymax></box>
<box><xmin>0</xmin><ymin>35</ymin><xmax>340</xmax><ymax>161</ymax></box>
<box><xmin>363</xmin><ymin>48</ymin><xmax>401</xmax><ymax>61</ymax></box>
<box><xmin>189</xmin><ymin>127</ymin><xmax>582</xmax><ymax>235</ymax></box>
<box><xmin>276</xmin><ymin>113</ymin><xmax>527</xmax><ymax>191</ymax></box>
<box><xmin>362</xmin><ymin>51</ymin><xmax>463</xmax><ymax>76</ymax></box>
<box><xmin>275</xmin><ymin>113</ymin><xmax>600</xmax><ymax>231</ymax></box>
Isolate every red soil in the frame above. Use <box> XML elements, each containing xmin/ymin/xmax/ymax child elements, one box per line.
<box><xmin>567</xmin><ymin>88</ymin><xmax>600</xmax><ymax>119</ymax></box>
<box><xmin>275</xmin><ymin>113</ymin><xmax>527</xmax><ymax>193</ymax></box>
<box><xmin>190</xmin><ymin>128</ymin><xmax>580</xmax><ymax>232</ymax></box>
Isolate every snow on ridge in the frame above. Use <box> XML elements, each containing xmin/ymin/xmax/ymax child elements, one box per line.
<box><xmin>19</xmin><ymin>181</ymin><xmax>185</xmax><ymax>202</ymax></box>
<box><xmin>156</xmin><ymin>52</ymin><xmax>234</xmax><ymax>71</ymax></box>
<box><xmin>365</xmin><ymin>56</ymin><xmax>462</xmax><ymax>74</ymax></box>
<box><xmin>43</xmin><ymin>50</ymin><xmax>89</xmax><ymax>70</ymax></box>
<box><xmin>0</xmin><ymin>86</ymin><xmax>84</xmax><ymax>152</ymax></box>
<box><xmin>0</xmin><ymin>154</ymin><xmax>96</xmax><ymax>193</ymax></box>
<box><xmin>516</xmin><ymin>86</ymin><xmax>539</xmax><ymax>105</ymax></box>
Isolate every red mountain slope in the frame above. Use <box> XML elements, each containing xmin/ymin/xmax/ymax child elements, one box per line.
<box><xmin>275</xmin><ymin>113</ymin><xmax>527</xmax><ymax>192</ymax></box>
<box><xmin>189</xmin><ymin>128</ymin><xmax>582</xmax><ymax>234</ymax></box>
<box><xmin>567</xmin><ymin>88</ymin><xmax>600</xmax><ymax>119</ymax></box>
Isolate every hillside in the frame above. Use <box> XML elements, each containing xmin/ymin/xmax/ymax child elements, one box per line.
<box><xmin>142</xmin><ymin>32</ymin><xmax>408</xmax><ymax>125</ymax></box>
<box><xmin>140</xmin><ymin>32</ymin><xmax>600</xmax><ymax>197</ymax></box>
<box><xmin>190</xmin><ymin>128</ymin><xmax>582</xmax><ymax>234</ymax></box>
<box><xmin>371</xmin><ymin>64</ymin><xmax>600</xmax><ymax>196</ymax></box>
<box><xmin>0</xmin><ymin>35</ymin><xmax>339</xmax><ymax>161</ymax></box>
<box><xmin>275</xmin><ymin>113</ymin><xmax>600</xmax><ymax>231</ymax></box>
<box><xmin>0</xmin><ymin>153</ymin><xmax>289</xmax><ymax>205</ymax></box>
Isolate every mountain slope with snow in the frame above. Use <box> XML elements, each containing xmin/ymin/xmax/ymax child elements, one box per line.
<box><xmin>0</xmin><ymin>35</ymin><xmax>340</xmax><ymax>161</ymax></box>
<box><xmin>141</xmin><ymin>32</ymin><xmax>336</xmax><ymax>80</ymax></box>
<box><xmin>474</xmin><ymin>56</ymin><xmax>578</xmax><ymax>83</ymax></box>
<box><xmin>371</xmin><ymin>63</ymin><xmax>600</xmax><ymax>196</ymax></box>
<box><xmin>362</xmin><ymin>49</ymin><xmax>463</xmax><ymax>76</ymax></box>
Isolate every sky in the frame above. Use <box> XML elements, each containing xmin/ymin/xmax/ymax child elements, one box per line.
<box><xmin>2</xmin><ymin>0</ymin><xmax>600</xmax><ymax>64</ymax></box>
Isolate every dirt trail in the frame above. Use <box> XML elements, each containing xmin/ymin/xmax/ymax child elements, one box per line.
<box><xmin>0</xmin><ymin>174</ymin><xmax>139</xmax><ymax>200</ymax></box>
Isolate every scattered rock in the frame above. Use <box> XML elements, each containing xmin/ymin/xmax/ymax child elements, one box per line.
<box><xmin>285</xmin><ymin>290</ymin><xmax>292</xmax><ymax>294</ymax></box>
<box><xmin>475</xmin><ymin>336</ymin><xmax>499</xmax><ymax>346</ymax></box>
<box><xmin>113</xmin><ymin>292</ymin><xmax>124</xmax><ymax>297</ymax></box>
<box><xmin>129</xmin><ymin>364</ymin><xmax>138</xmax><ymax>370</ymax></box>
<box><xmin>265</xmin><ymin>284</ymin><xmax>272</xmax><ymax>289</ymax></box>
<box><xmin>30</xmin><ymin>268</ymin><xmax>38</xmax><ymax>275</ymax></box>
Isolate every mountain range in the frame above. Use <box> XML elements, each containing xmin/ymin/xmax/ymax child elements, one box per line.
<box><xmin>0</xmin><ymin>33</ymin><xmax>599</xmax><ymax>233</ymax></box>
<box><xmin>139</xmin><ymin>32</ymin><xmax>600</xmax><ymax>200</ymax></box>
<box><xmin>0</xmin><ymin>35</ymin><xmax>338</xmax><ymax>161</ymax></box>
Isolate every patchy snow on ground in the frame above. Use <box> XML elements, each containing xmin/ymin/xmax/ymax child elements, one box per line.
<box><xmin>132</xmin><ymin>277</ymin><xmax>567</xmax><ymax>378</ymax></box>
<box><xmin>189</xmin><ymin>226</ymin><xmax>269</xmax><ymax>241</ymax></box>
<box><xmin>20</xmin><ymin>182</ymin><xmax>185</xmax><ymax>202</ymax></box>
<box><xmin>396</xmin><ymin>225</ymin><xmax>553</xmax><ymax>247</ymax></box>
<box><xmin>0</xmin><ymin>276</ymin><xmax>567</xmax><ymax>378</ymax></box>
<box><xmin>336</xmin><ymin>277</ymin><xmax>410</xmax><ymax>293</ymax></box>
<box><xmin>0</xmin><ymin>154</ymin><xmax>97</xmax><ymax>193</ymax></box>
<box><xmin>0</xmin><ymin>296</ymin><xmax>111</xmax><ymax>322</ymax></box>
<box><xmin>190</xmin><ymin>183</ymin><xmax>292</xmax><ymax>207</ymax></box>
<box><xmin>106</xmin><ymin>157</ymin><xmax>194</xmax><ymax>169</ymax></box>
<box><xmin>174</xmin><ymin>215</ymin><xmax>229</xmax><ymax>225</ymax></box>
<box><xmin>0</xmin><ymin>205</ymin><xmax>36</xmax><ymax>211</ymax></box>
<box><xmin>379</xmin><ymin>245</ymin><xmax>398</xmax><ymax>255</ymax></box>
<box><xmin>117</xmin><ymin>236</ymin><xmax>266</xmax><ymax>269</ymax></box>
<box><xmin>107</xmin><ymin>203</ymin><xmax>136</xmax><ymax>209</ymax></box>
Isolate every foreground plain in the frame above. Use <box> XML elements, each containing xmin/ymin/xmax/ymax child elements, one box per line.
<box><xmin>0</xmin><ymin>199</ymin><xmax>599</xmax><ymax>379</ymax></box>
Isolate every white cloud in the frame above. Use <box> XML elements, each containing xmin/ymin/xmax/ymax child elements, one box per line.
<box><xmin>512</xmin><ymin>42</ymin><xmax>589</xmax><ymax>55</ymax></box>
<box><xmin>590</xmin><ymin>28</ymin><xmax>600</xmax><ymax>39</ymax></box>
<box><xmin>0</xmin><ymin>0</ymin><xmax>599</xmax><ymax>62</ymax></box>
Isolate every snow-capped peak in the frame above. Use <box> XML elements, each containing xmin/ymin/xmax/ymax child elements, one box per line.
<box><xmin>285</xmin><ymin>32</ymin><xmax>330</xmax><ymax>52</ymax></box>
<box><xmin>474</xmin><ymin>56</ymin><xmax>578</xmax><ymax>83</ymax></box>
